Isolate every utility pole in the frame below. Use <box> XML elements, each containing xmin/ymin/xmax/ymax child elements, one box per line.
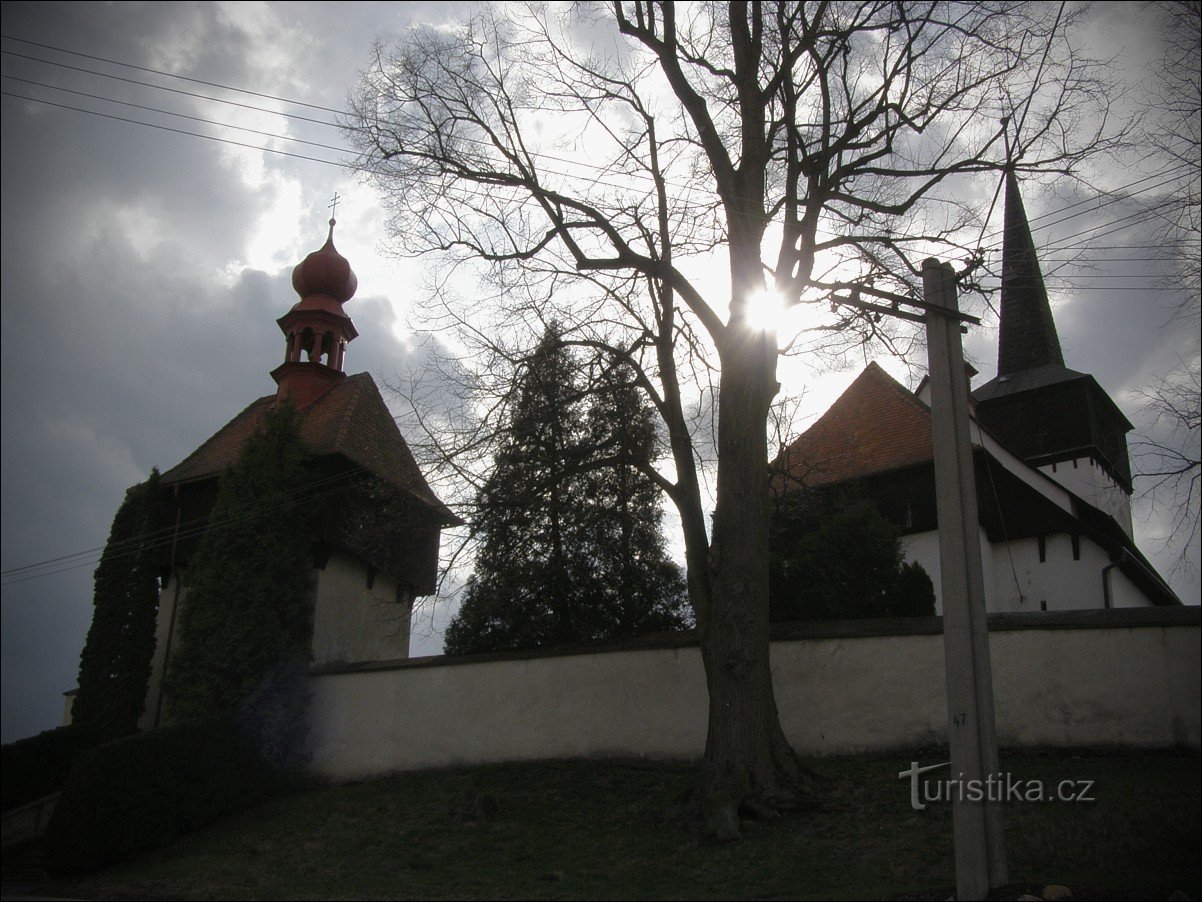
<box><xmin>923</xmin><ymin>257</ymin><xmax>1007</xmax><ymax>900</ymax></box>
<box><xmin>832</xmin><ymin>260</ymin><xmax>1005</xmax><ymax>899</ymax></box>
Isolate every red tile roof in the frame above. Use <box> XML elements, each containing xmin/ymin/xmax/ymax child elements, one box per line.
<box><xmin>161</xmin><ymin>373</ymin><xmax>458</xmax><ymax>524</ymax></box>
<box><xmin>773</xmin><ymin>362</ymin><xmax>934</xmax><ymax>491</ymax></box>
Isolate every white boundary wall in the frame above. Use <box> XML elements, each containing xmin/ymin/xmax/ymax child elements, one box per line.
<box><xmin>307</xmin><ymin>608</ymin><xmax>1200</xmax><ymax>781</ymax></box>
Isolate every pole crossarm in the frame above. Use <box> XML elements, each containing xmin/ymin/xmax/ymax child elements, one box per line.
<box><xmin>827</xmin><ymin>283</ymin><xmax>983</xmax><ymax>329</ymax></box>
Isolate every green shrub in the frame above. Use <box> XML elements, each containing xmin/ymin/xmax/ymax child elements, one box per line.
<box><xmin>73</xmin><ymin>470</ymin><xmax>162</xmax><ymax>735</ymax></box>
<box><xmin>892</xmin><ymin>560</ymin><xmax>937</xmax><ymax>617</ymax></box>
<box><xmin>1</xmin><ymin>722</ymin><xmax>124</xmax><ymax>811</ymax></box>
<box><xmin>163</xmin><ymin>403</ymin><xmax>316</xmax><ymax>721</ymax></box>
<box><xmin>44</xmin><ymin>716</ymin><xmax>277</xmax><ymax>874</ymax></box>
<box><xmin>769</xmin><ymin>492</ymin><xmax>936</xmax><ymax>621</ymax></box>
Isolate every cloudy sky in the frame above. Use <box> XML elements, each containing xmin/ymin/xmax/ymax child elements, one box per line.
<box><xmin>2</xmin><ymin>2</ymin><xmax>1197</xmax><ymax>743</ymax></box>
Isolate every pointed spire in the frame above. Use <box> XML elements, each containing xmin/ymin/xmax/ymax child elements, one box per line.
<box><xmin>997</xmin><ymin>172</ymin><xmax>1065</xmax><ymax>376</ymax></box>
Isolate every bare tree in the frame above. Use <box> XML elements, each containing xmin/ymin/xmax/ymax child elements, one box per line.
<box><xmin>1133</xmin><ymin>363</ymin><xmax>1201</xmax><ymax>570</ymax></box>
<box><xmin>347</xmin><ymin>1</ymin><xmax>1119</xmax><ymax>836</ymax></box>
<box><xmin>1135</xmin><ymin>0</ymin><xmax>1201</xmax><ymax>571</ymax></box>
<box><xmin>1147</xmin><ymin>0</ymin><xmax>1201</xmax><ymax>310</ymax></box>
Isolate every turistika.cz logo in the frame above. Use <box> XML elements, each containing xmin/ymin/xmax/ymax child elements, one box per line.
<box><xmin>898</xmin><ymin>761</ymin><xmax>1096</xmax><ymax>811</ymax></box>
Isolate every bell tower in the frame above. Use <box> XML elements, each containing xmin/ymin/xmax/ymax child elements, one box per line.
<box><xmin>271</xmin><ymin>217</ymin><xmax>359</xmax><ymax>409</ymax></box>
<box><xmin>974</xmin><ymin>173</ymin><xmax>1134</xmax><ymax>534</ymax></box>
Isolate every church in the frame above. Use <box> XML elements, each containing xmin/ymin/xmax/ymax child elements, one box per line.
<box><xmin>138</xmin><ymin>218</ymin><xmax>459</xmax><ymax>730</ymax></box>
<box><xmin>773</xmin><ymin>174</ymin><xmax>1181</xmax><ymax>614</ymax></box>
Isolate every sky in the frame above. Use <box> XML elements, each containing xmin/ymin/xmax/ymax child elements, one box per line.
<box><xmin>2</xmin><ymin>1</ymin><xmax>1198</xmax><ymax>743</ymax></box>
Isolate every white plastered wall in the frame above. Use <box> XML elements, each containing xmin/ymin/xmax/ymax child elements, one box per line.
<box><xmin>307</xmin><ymin>615</ymin><xmax>1200</xmax><ymax>780</ymax></box>
<box><xmin>137</xmin><ymin>552</ymin><xmax>414</xmax><ymax>731</ymax></box>
<box><xmin>899</xmin><ymin>529</ymin><xmax>1152</xmax><ymax>614</ymax></box>
<box><xmin>1039</xmin><ymin>457</ymin><xmax>1133</xmax><ymax>538</ymax></box>
<box><xmin>311</xmin><ymin>550</ymin><xmax>412</xmax><ymax>667</ymax></box>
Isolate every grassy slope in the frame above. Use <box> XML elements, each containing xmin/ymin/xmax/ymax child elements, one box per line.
<box><xmin>43</xmin><ymin>752</ymin><xmax>1200</xmax><ymax>901</ymax></box>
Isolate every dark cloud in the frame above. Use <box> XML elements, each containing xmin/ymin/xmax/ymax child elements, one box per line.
<box><xmin>1</xmin><ymin>1</ymin><xmax>467</xmax><ymax>741</ymax></box>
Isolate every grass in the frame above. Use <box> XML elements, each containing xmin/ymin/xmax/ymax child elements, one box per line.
<box><xmin>38</xmin><ymin>751</ymin><xmax>1200</xmax><ymax>901</ymax></box>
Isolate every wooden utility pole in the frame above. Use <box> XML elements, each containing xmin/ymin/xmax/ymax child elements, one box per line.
<box><xmin>923</xmin><ymin>257</ymin><xmax>1008</xmax><ymax>900</ymax></box>
<box><xmin>831</xmin><ymin>260</ymin><xmax>1005</xmax><ymax>898</ymax></box>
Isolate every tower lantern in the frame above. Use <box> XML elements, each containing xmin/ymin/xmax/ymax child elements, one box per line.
<box><xmin>271</xmin><ymin>218</ymin><xmax>359</xmax><ymax>409</ymax></box>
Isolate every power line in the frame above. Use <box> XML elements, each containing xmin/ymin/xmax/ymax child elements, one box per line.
<box><xmin>5</xmin><ymin>37</ymin><xmax>1197</xmax><ymax>296</ymax></box>
<box><xmin>975</xmin><ymin>170</ymin><xmax>1192</xmax><ymax>246</ymax></box>
<box><xmin>11</xmin><ymin>32</ymin><xmax>1192</xmax><ymax>229</ymax></box>
<box><xmin>1</xmin><ymin>74</ymin><xmax>353</xmax><ymax>155</ymax></box>
<box><xmin>1042</xmin><ymin>202</ymin><xmax>1188</xmax><ymax>251</ymax></box>
<box><xmin>12</xmin><ymin>74</ymin><xmax>1191</xmax><ymax>261</ymax></box>
<box><xmin>0</xmin><ymin>41</ymin><xmax>686</xmax><ymax>196</ymax></box>
<box><xmin>0</xmin><ymin>90</ymin><xmax>354</xmax><ymax>170</ymax></box>
<box><xmin>1</xmin><ymin>88</ymin><xmax>685</xmax><ymax>211</ymax></box>
<box><xmin>1</xmin><ymin>47</ymin><xmax>341</xmax><ymax>130</ymax></box>
<box><xmin>1</xmin><ymin>33</ymin><xmax>346</xmax><ymax>115</ymax></box>
<box><xmin>0</xmin><ymin>464</ymin><xmax>398</xmax><ymax>587</ymax></box>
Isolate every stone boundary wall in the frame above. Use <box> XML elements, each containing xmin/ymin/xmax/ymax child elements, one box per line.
<box><xmin>306</xmin><ymin>607</ymin><xmax>1200</xmax><ymax>780</ymax></box>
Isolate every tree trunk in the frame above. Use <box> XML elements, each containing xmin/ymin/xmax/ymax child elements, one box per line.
<box><xmin>694</xmin><ymin>323</ymin><xmax>807</xmax><ymax>839</ymax></box>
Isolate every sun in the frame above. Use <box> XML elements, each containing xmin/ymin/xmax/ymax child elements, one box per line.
<box><xmin>744</xmin><ymin>287</ymin><xmax>788</xmax><ymax>332</ymax></box>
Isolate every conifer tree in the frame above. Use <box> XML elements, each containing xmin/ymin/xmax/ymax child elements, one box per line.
<box><xmin>583</xmin><ymin>364</ymin><xmax>688</xmax><ymax>638</ymax></box>
<box><xmin>769</xmin><ymin>491</ymin><xmax>935</xmax><ymax>622</ymax></box>
<box><xmin>163</xmin><ymin>404</ymin><xmax>316</xmax><ymax>738</ymax></box>
<box><xmin>445</xmin><ymin>332</ymin><xmax>687</xmax><ymax>655</ymax></box>
<box><xmin>72</xmin><ymin>470</ymin><xmax>163</xmax><ymax>734</ymax></box>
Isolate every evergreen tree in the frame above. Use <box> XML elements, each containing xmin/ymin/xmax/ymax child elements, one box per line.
<box><xmin>163</xmin><ymin>403</ymin><xmax>317</xmax><ymax>752</ymax></box>
<box><xmin>445</xmin><ymin>332</ymin><xmax>687</xmax><ymax>654</ymax></box>
<box><xmin>582</xmin><ymin>365</ymin><xmax>689</xmax><ymax>638</ymax></box>
<box><xmin>72</xmin><ymin>470</ymin><xmax>163</xmax><ymax>734</ymax></box>
<box><xmin>769</xmin><ymin>490</ymin><xmax>935</xmax><ymax>622</ymax></box>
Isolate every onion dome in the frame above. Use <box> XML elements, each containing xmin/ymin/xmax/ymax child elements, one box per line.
<box><xmin>291</xmin><ymin>219</ymin><xmax>358</xmax><ymax>303</ymax></box>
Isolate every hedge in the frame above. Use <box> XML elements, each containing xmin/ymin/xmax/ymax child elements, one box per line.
<box><xmin>1</xmin><ymin>721</ymin><xmax>125</xmax><ymax>812</ymax></box>
<box><xmin>44</xmin><ymin>716</ymin><xmax>279</xmax><ymax>874</ymax></box>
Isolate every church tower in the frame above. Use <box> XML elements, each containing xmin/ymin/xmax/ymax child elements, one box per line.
<box><xmin>973</xmin><ymin>173</ymin><xmax>1134</xmax><ymax>534</ymax></box>
<box><xmin>140</xmin><ymin>214</ymin><xmax>459</xmax><ymax>729</ymax></box>
<box><xmin>270</xmin><ymin>217</ymin><xmax>359</xmax><ymax>409</ymax></box>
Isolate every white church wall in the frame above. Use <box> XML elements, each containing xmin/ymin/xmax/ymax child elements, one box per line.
<box><xmin>138</xmin><ymin>555</ymin><xmax>415</xmax><ymax>732</ymax></box>
<box><xmin>900</xmin><ymin>529</ymin><xmax>1153</xmax><ymax>613</ymax></box>
<box><xmin>311</xmin><ymin>550</ymin><xmax>413</xmax><ymax>666</ymax></box>
<box><xmin>993</xmin><ymin>535</ymin><xmax>1149</xmax><ymax>611</ymax></box>
<box><xmin>1105</xmin><ymin>563</ymin><xmax>1149</xmax><ymax>609</ymax></box>
<box><xmin>899</xmin><ymin>528</ymin><xmax>1000</xmax><ymax>614</ymax></box>
<box><xmin>1039</xmin><ymin>457</ymin><xmax>1133</xmax><ymax>538</ymax></box>
<box><xmin>306</xmin><ymin>610</ymin><xmax>1200</xmax><ymax>780</ymax></box>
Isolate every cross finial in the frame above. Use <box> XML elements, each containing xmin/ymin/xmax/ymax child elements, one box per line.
<box><xmin>328</xmin><ymin>192</ymin><xmax>341</xmax><ymax>219</ymax></box>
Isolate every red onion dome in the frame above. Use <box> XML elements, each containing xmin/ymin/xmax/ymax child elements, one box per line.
<box><xmin>291</xmin><ymin>219</ymin><xmax>358</xmax><ymax>303</ymax></box>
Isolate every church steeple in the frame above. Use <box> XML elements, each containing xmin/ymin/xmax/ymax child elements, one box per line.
<box><xmin>997</xmin><ymin>171</ymin><xmax>1065</xmax><ymax>376</ymax></box>
<box><xmin>271</xmin><ymin>218</ymin><xmax>359</xmax><ymax>409</ymax></box>
<box><xmin>974</xmin><ymin>173</ymin><xmax>1134</xmax><ymax>532</ymax></box>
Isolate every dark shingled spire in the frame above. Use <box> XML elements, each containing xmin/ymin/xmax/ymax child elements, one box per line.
<box><xmin>974</xmin><ymin>172</ymin><xmax>1134</xmax><ymax>497</ymax></box>
<box><xmin>997</xmin><ymin>172</ymin><xmax>1065</xmax><ymax>375</ymax></box>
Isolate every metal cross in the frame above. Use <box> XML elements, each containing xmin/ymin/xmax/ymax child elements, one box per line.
<box><xmin>328</xmin><ymin>192</ymin><xmax>341</xmax><ymax>219</ymax></box>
